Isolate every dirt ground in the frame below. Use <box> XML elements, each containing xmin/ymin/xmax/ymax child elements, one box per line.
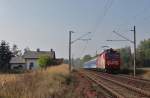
<box><xmin>72</xmin><ymin>72</ymin><xmax>97</xmax><ymax>98</ymax></box>
<box><xmin>64</xmin><ymin>71</ymin><xmax>111</xmax><ymax>98</ymax></box>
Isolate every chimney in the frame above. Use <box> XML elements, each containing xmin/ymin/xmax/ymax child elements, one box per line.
<box><xmin>37</xmin><ymin>48</ymin><xmax>40</xmax><ymax>52</ymax></box>
<box><xmin>50</xmin><ymin>48</ymin><xmax>53</xmax><ymax>52</ymax></box>
<box><xmin>50</xmin><ymin>49</ymin><xmax>56</xmax><ymax>59</ymax></box>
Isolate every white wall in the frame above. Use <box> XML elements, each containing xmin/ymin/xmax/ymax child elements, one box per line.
<box><xmin>11</xmin><ymin>64</ymin><xmax>26</xmax><ymax>70</ymax></box>
<box><xmin>25</xmin><ymin>59</ymin><xmax>39</xmax><ymax>70</ymax></box>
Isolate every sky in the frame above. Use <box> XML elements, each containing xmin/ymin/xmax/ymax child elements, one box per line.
<box><xmin>0</xmin><ymin>0</ymin><xmax>150</xmax><ymax>59</ymax></box>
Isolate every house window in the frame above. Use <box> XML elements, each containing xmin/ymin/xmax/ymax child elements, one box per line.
<box><xmin>18</xmin><ymin>65</ymin><xmax>23</xmax><ymax>69</ymax></box>
<box><xmin>13</xmin><ymin>65</ymin><xmax>23</xmax><ymax>70</ymax></box>
<box><xmin>29</xmin><ymin>62</ymin><xmax>34</xmax><ymax>70</ymax></box>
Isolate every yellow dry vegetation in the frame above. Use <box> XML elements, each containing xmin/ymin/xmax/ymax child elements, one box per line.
<box><xmin>45</xmin><ymin>64</ymin><xmax>69</xmax><ymax>74</ymax></box>
<box><xmin>142</xmin><ymin>71</ymin><xmax>150</xmax><ymax>80</ymax></box>
<box><xmin>0</xmin><ymin>64</ymin><xmax>69</xmax><ymax>98</ymax></box>
<box><xmin>0</xmin><ymin>74</ymin><xmax>18</xmax><ymax>83</ymax></box>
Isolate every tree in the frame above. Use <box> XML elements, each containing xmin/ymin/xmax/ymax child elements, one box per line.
<box><xmin>117</xmin><ymin>46</ymin><xmax>132</xmax><ymax>69</ymax></box>
<box><xmin>12</xmin><ymin>44</ymin><xmax>22</xmax><ymax>56</ymax></box>
<box><xmin>0</xmin><ymin>40</ymin><xmax>12</xmax><ymax>72</ymax></box>
<box><xmin>82</xmin><ymin>54</ymin><xmax>92</xmax><ymax>62</ymax></box>
<box><xmin>137</xmin><ymin>39</ymin><xmax>150</xmax><ymax>67</ymax></box>
<box><xmin>24</xmin><ymin>47</ymin><xmax>30</xmax><ymax>53</ymax></box>
<box><xmin>38</xmin><ymin>55</ymin><xmax>53</xmax><ymax>69</ymax></box>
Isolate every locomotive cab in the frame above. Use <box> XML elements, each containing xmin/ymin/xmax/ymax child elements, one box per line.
<box><xmin>97</xmin><ymin>48</ymin><xmax>120</xmax><ymax>73</ymax></box>
<box><xmin>105</xmin><ymin>49</ymin><xmax>120</xmax><ymax>73</ymax></box>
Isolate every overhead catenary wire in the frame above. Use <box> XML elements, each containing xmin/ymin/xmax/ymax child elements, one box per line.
<box><xmin>80</xmin><ymin>1</ymin><xmax>150</xmax><ymax>59</ymax></box>
<box><xmin>79</xmin><ymin>41</ymin><xmax>89</xmax><ymax>58</ymax></box>
<box><xmin>80</xmin><ymin>0</ymin><xmax>115</xmax><ymax>58</ymax></box>
<box><xmin>91</xmin><ymin>0</ymin><xmax>115</xmax><ymax>38</ymax></box>
<box><xmin>78</xmin><ymin>32</ymin><xmax>91</xmax><ymax>58</ymax></box>
<box><xmin>112</xmin><ymin>31</ymin><xmax>134</xmax><ymax>43</ymax></box>
<box><xmin>71</xmin><ymin>32</ymin><xmax>91</xmax><ymax>44</ymax></box>
<box><xmin>93</xmin><ymin>0</ymin><xmax>115</xmax><ymax>53</ymax></box>
<box><xmin>71</xmin><ymin>32</ymin><xmax>91</xmax><ymax>58</ymax></box>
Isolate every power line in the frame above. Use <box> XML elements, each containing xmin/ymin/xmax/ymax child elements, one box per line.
<box><xmin>77</xmin><ymin>32</ymin><xmax>91</xmax><ymax>58</ymax></box>
<box><xmin>91</xmin><ymin>0</ymin><xmax>114</xmax><ymax>37</ymax></box>
<box><xmin>112</xmin><ymin>31</ymin><xmax>133</xmax><ymax>43</ymax></box>
<box><xmin>92</xmin><ymin>0</ymin><xmax>114</xmax><ymax>39</ymax></box>
<box><xmin>85</xmin><ymin>0</ymin><xmax>114</xmax><ymax>56</ymax></box>
<box><xmin>79</xmin><ymin>41</ymin><xmax>89</xmax><ymax>58</ymax></box>
<box><xmin>69</xmin><ymin>31</ymin><xmax>91</xmax><ymax>60</ymax></box>
<box><xmin>107</xmin><ymin>26</ymin><xmax>137</xmax><ymax>77</ymax></box>
<box><xmin>71</xmin><ymin>32</ymin><xmax>91</xmax><ymax>44</ymax></box>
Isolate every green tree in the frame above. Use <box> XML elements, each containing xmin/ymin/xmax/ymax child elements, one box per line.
<box><xmin>12</xmin><ymin>44</ymin><xmax>22</xmax><ymax>56</ymax></box>
<box><xmin>38</xmin><ymin>55</ymin><xmax>53</xmax><ymax>69</ymax></box>
<box><xmin>137</xmin><ymin>39</ymin><xmax>150</xmax><ymax>67</ymax></box>
<box><xmin>117</xmin><ymin>46</ymin><xmax>132</xmax><ymax>69</ymax></box>
<box><xmin>82</xmin><ymin>54</ymin><xmax>92</xmax><ymax>62</ymax></box>
<box><xmin>0</xmin><ymin>40</ymin><xmax>12</xmax><ymax>72</ymax></box>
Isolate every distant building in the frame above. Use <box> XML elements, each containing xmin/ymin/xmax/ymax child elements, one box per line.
<box><xmin>10</xmin><ymin>49</ymin><xmax>56</xmax><ymax>70</ymax></box>
<box><xmin>10</xmin><ymin>56</ymin><xmax>26</xmax><ymax>70</ymax></box>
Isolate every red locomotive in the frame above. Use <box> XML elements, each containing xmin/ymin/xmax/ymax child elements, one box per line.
<box><xmin>96</xmin><ymin>48</ymin><xmax>120</xmax><ymax>73</ymax></box>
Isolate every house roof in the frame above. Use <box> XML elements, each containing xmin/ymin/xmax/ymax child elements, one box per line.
<box><xmin>23</xmin><ymin>51</ymin><xmax>55</xmax><ymax>59</ymax></box>
<box><xmin>10</xmin><ymin>56</ymin><xmax>25</xmax><ymax>64</ymax></box>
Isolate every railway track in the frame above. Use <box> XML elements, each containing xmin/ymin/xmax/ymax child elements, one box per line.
<box><xmin>95</xmin><ymin>72</ymin><xmax>150</xmax><ymax>92</ymax></box>
<box><xmin>118</xmin><ymin>74</ymin><xmax>150</xmax><ymax>83</ymax></box>
<box><xmin>88</xmin><ymin>69</ymin><xmax>150</xmax><ymax>91</ymax></box>
<box><xmin>80</xmin><ymin>70</ymin><xmax>150</xmax><ymax>98</ymax></box>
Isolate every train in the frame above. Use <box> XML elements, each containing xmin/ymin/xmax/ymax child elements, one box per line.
<box><xmin>84</xmin><ymin>48</ymin><xmax>121</xmax><ymax>73</ymax></box>
<box><xmin>83</xmin><ymin>58</ymin><xmax>97</xmax><ymax>69</ymax></box>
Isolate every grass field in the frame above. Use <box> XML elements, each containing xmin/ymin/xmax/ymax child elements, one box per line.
<box><xmin>137</xmin><ymin>68</ymin><xmax>150</xmax><ymax>80</ymax></box>
<box><xmin>0</xmin><ymin>64</ymin><xmax>70</xmax><ymax>98</ymax></box>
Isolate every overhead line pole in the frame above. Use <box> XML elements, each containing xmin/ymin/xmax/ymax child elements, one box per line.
<box><xmin>107</xmin><ymin>26</ymin><xmax>137</xmax><ymax>77</ymax></box>
<box><xmin>131</xmin><ymin>26</ymin><xmax>136</xmax><ymax>77</ymax></box>
<box><xmin>69</xmin><ymin>31</ymin><xmax>72</xmax><ymax>72</ymax></box>
<box><xmin>69</xmin><ymin>31</ymin><xmax>91</xmax><ymax>72</ymax></box>
<box><xmin>113</xmin><ymin>31</ymin><xmax>134</xmax><ymax>43</ymax></box>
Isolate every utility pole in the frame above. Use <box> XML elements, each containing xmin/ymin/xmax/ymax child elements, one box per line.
<box><xmin>71</xmin><ymin>54</ymin><xmax>74</xmax><ymax>69</ymax></box>
<box><xmin>131</xmin><ymin>26</ymin><xmax>136</xmax><ymax>77</ymax></box>
<box><xmin>107</xmin><ymin>26</ymin><xmax>137</xmax><ymax>77</ymax></box>
<box><xmin>69</xmin><ymin>31</ymin><xmax>72</xmax><ymax>72</ymax></box>
<box><xmin>69</xmin><ymin>31</ymin><xmax>91</xmax><ymax>72</ymax></box>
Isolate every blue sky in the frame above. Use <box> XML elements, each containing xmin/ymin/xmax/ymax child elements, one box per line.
<box><xmin>0</xmin><ymin>0</ymin><xmax>150</xmax><ymax>58</ymax></box>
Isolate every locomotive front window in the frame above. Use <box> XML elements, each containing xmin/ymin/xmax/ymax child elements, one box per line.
<box><xmin>107</xmin><ymin>53</ymin><xmax>120</xmax><ymax>59</ymax></box>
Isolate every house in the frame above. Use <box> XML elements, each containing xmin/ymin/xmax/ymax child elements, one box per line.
<box><xmin>10</xmin><ymin>49</ymin><xmax>56</xmax><ymax>70</ymax></box>
<box><xmin>10</xmin><ymin>56</ymin><xmax>26</xmax><ymax>70</ymax></box>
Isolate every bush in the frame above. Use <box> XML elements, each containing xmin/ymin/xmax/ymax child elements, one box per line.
<box><xmin>38</xmin><ymin>55</ymin><xmax>53</xmax><ymax>69</ymax></box>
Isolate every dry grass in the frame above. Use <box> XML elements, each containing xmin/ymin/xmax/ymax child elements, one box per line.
<box><xmin>0</xmin><ymin>64</ymin><xmax>69</xmax><ymax>98</ymax></box>
<box><xmin>135</xmin><ymin>68</ymin><xmax>150</xmax><ymax>80</ymax></box>
<box><xmin>141</xmin><ymin>70</ymin><xmax>150</xmax><ymax>80</ymax></box>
